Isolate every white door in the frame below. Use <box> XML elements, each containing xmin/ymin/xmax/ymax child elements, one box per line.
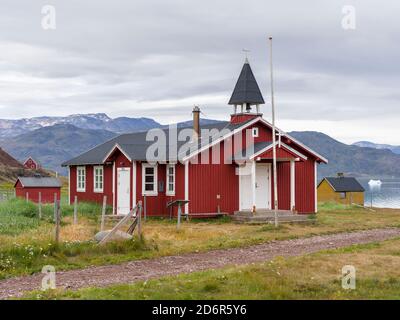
<box><xmin>239</xmin><ymin>164</ymin><xmax>252</xmax><ymax>210</ymax></box>
<box><xmin>117</xmin><ymin>167</ymin><xmax>131</xmax><ymax>215</ymax></box>
<box><xmin>255</xmin><ymin>164</ymin><xmax>271</xmax><ymax>209</ymax></box>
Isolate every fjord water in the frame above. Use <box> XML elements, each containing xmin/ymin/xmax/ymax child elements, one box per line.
<box><xmin>358</xmin><ymin>178</ymin><xmax>400</xmax><ymax>209</ymax></box>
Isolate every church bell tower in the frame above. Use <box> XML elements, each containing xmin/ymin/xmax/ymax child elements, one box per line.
<box><xmin>229</xmin><ymin>58</ymin><xmax>265</xmax><ymax>124</ymax></box>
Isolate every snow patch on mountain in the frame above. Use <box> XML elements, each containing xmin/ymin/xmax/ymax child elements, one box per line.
<box><xmin>0</xmin><ymin>113</ymin><xmax>161</xmax><ymax>138</ymax></box>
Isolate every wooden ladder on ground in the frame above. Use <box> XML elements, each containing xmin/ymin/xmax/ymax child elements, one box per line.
<box><xmin>98</xmin><ymin>201</ymin><xmax>143</xmax><ymax>245</ymax></box>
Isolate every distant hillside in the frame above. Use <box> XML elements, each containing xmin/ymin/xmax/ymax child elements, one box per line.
<box><xmin>1</xmin><ymin>124</ymin><xmax>116</xmax><ymax>173</ymax></box>
<box><xmin>290</xmin><ymin>131</ymin><xmax>400</xmax><ymax>178</ymax></box>
<box><xmin>0</xmin><ymin>147</ymin><xmax>22</xmax><ymax>168</ymax></box>
<box><xmin>353</xmin><ymin>141</ymin><xmax>400</xmax><ymax>155</ymax></box>
<box><xmin>0</xmin><ymin>118</ymin><xmax>224</xmax><ymax>173</ymax></box>
<box><xmin>1</xmin><ymin>118</ymin><xmax>400</xmax><ymax>179</ymax></box>
<box><xmin>0</xmin><ymin>147</ymin><xmax>52</xmax><ymax>183</ymax></box>
<box><xmin>0</xmin><ymin>113</ymin><xmax>161</xmax><ymax>138</ymax></box>
<box><xmin>169</xmin><ymin>119</ymin><xmax>225</xmax><ymax>128</ymax></box>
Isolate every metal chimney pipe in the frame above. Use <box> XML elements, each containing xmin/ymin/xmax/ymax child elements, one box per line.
<box><xmin>192</xmin><ymin>105</ymin><xmax>200</xmax><ymax>140</ymax></box>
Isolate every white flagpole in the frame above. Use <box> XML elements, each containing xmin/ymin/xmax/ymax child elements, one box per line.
<box><xmin>269</xmin><ymin>36</ymin><xmax>279</xmax><ymax>227</ymax></box>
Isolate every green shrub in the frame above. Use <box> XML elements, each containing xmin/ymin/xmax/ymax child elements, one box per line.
<box><xmin>0</xmin><ymin>198</ymin><xmax>38</xmax><ymax>218</ymax></box>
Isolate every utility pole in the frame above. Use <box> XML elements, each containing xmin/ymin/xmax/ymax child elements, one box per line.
<box><xmin>269</xmin><ymin>36</ymin><xmax>279</xmax><ymax>227</ymax></box>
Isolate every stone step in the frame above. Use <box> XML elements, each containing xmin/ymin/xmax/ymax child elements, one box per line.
<box><xmin>234</xmin><ymin>210</ymin><xmax>295</xmax><ymax>217</ymax></box>
<box><xmin>232</xmin><ymin>213</ymin><xmax>312</xmax><ymax>224</ymax></box>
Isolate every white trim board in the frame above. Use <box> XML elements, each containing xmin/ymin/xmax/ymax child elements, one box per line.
<box><xmin>142</xmin><ymin>163</ymin><xmax>158</xmax><ymax>196</ymax></box>
<box><xmin>102</xmin><ymin>143</ymin><xmax>132</xmax><ymax>163</ymax></box>
<box><xmin>181</xmin><ymin>116</ymin><xmax>328</xmax><ymax>164</ymax></box>
<box><xmin>184</xmin><ymin>161</ymin><xmax>189</xmax><ymax>214</ymax></box>
<box><xmin>132</xmin><ymin>161</ymin><xmax>137</xmax><ymax>207</ymax></box>
<box><xmin>93</xmin><ymin>165</ymin><xmax>104</xmax><ymax>193</ymax></box>
<box><xmin>250</xmin><ymin>141</ymin><xmax>308</xmax><ymax>161</ymax></box>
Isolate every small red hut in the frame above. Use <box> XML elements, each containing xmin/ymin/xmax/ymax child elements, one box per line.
<box><xmin>14</xmin><ymin>177</ymin><xmax>62</xmax><ymax>203</ymax></box>
<box><xmin>23</xmin><ymin>157</ymin><xmax>40</xmax><ymax>170</ymax></box>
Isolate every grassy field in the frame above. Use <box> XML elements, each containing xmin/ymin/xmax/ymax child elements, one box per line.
<box><xmin>28</xmin><ymin>238</ymin><xmax>400</xmax><ymax>300</ymax></box>
<box><xmin>0</xmin><ymin>198</ymin><xmax>400</xmax><ymax>280</ymax></box>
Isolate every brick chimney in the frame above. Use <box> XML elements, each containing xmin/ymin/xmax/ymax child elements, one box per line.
<box><xmin>192</xmin><ymin>105</ymin><xmax>200</xmax><ymax>140</ymax></box>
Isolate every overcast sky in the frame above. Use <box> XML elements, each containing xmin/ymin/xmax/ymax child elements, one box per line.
<box><xmin>0</xmin><ymin>1</ymin><xmax>399</xmax><ymax>144</ymax></box>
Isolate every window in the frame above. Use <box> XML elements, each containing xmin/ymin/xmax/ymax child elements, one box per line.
<box><xmin>142</xmin><ymin>163</ymin><xmax>158</xmax><ymax>195</ymax></box>
<box><xmin>166</xmin><ymin>164</ymin><xmax>175</xmax><ymax>196</ymax></box>
<box><xmin>252</xmin><ymin>127</ymin><xmax>259</xmax><ymax>137</ymax></box>
<box><xmin>340</xmin><ymin>192</ymin><xmax>346</xmax><ymax>199</ymax></box>
<box><xmin>77</xmin><ymin>166</ymin><xmax>86</xmax><ymax>192</ymax></box>
<box><xmin>93</xmin><ymin>166</ymin><xmax>104</xmax><ymax>192</ymax></box>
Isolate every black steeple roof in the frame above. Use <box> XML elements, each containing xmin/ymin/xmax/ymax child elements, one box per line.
<box><xmin>228</xmin><ymin>59</ymin><xmax>265</xmax><ymax>105</ymax></box>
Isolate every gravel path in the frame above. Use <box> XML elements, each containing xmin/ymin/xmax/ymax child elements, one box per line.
<box><xmin>1</xmin><ymin>227</ymin><xmax>400</xmax><ymax>299</ymax></box>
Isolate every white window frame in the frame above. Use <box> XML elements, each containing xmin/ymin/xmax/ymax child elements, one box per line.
<box><xmin>77</xmin><ymin>166</ymin><xmax>86</xmax><ymax>192</ymax></box>
<box><xmin>93</xmin><ymin>165</ymin><xmax>104</xmax><ymax>193</ymax></box>
<box><xmin>166</xmin><ymin>164</ymin><xmax>176</xmax><ymax>196</ymax></box>
<box><xmin>252</xmin><ymin>127</ymin><xmax>259</xmax><ymax>138</ymax></box>
<box><xmin>142</xmin><ymin>163</ymin><xmax>158</xmax><ymax>196</ymax></box>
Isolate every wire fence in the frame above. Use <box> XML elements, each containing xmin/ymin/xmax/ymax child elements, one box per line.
<box><xmin>0</xmin><ymin>189</ymin><xmax>15</xmax><ymax>202</ymax></box>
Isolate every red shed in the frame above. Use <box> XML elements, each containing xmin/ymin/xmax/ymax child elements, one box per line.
<box><xmin>14</xmin><ymin>177</ymin><xmax>62</xmax><ymax>203</ymax></box>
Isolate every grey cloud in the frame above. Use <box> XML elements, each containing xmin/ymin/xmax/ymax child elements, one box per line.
<box><xmin>0</xmin><ymin>0</ymin><xmax>399</xmax><ymax>143</ymax></box>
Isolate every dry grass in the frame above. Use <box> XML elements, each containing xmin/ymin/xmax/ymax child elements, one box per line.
<box><xmin>31</xmin><ymin>238</ymin><xmax>400</xmax><ymax>300</ymax></box>
<box><xmin>1</xmin><ymin>205</ymin><xmax>400</xmax><ymax>280</ymax></box>
<box><xmin>2</xmin><ymin>205</ymin><xmax>400</xmax><ymax>254</ymax></box>
<box><xmin>60</xmin><ymin>217</ymin><xmax>97</xmax><ymax>242</ymax></box>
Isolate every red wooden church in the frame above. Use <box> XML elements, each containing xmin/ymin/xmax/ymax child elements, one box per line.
<box><xmin>62</xmin><ymin>60</ymin><xmax>328</xmax><ymax>216</ymax></box>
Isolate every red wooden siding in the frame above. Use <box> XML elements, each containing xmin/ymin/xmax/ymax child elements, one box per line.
<box><xmin>135</xmin><ymin>162</ymin><xmax>186</xmax><ymax>217</ymax></box>
<box><xmin>295</xmin><ymin>158</ymin><xmax>316</xmax><ymax>214</ymax></box>
<box><xmin>230</xmin><ymin>114</ymin><xmax>258</xmax><ymax>124</ymax></box>
<box><xmin>277</xmin><ymin>162</ymin><xmax>291</xmax><ymax>210</ymax></box>
<box><xmin>136</xmin><ymin>162</ymin><xmax>164</xmax><ymax>215</ymax></box>
<box><xmin>258</xmin><ymin>146</ymin><xmax>297</xmax><ymax>159</ymax></box>
<box><xmin>23</xmin><ymin>158</ymin><xmax>38</xmax><ymax>170</ymax></box>
<box><xmin>15</xmin><ymin>180</ymin><xmax>60</xmax><ymax>203</ymax></box>
<box><xmin>237</xmin><ymin>122</ymin><xmax>273</xmax><ymax>152</ymax></box>
<box><xmin>189</xmin><ymin>140</ymin><xmax>239</xmax><ymax>214</ymax></box>
<box><xmin>69</xmin><ymin>165</ymin><xmax>113</xmax><ymax>206</ymax></box>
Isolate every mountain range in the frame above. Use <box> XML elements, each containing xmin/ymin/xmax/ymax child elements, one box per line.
<box><xmin>0</xmin><ymin>113</ymin><xmax>399</xmax><ymax>178</ymax></box>
<box><xmin>290</xmin><ymin>132</ymin><xmax>400</xmax><ymax>178</ymax></box>
<box><xmin>352</xmin><ymin>141</ymin><xmax>400</xmax><ymax>155</ymax></box>
<box><xmin>0</xmin><ymin>113</ymin><xmax>160</xmax><ymax>138</ymax></box>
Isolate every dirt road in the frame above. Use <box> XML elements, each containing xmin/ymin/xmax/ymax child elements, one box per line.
<box><xmin>1</xmin><ymin>227</ymin><xmax>399</xmax><ymax>299</ymax></box>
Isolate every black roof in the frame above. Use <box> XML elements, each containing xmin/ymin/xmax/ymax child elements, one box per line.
<box><xmin>231</xmin><ymin>141</ymin><xmax>271</xmax><ymax>161</ymax></box>
<box><xmin>323</xmin><ymin>177</ymin><xmax>365</xmax><ymax>192</ymax></box>
<box><xmin>62</xmin><ymin>121</ymin><xmax>251</xmax><ymax>166</ymax></box>
<box><xmin>228</xmin><ymin>60</ymin><xmax>265</xmax><ymax>105</ymax></box>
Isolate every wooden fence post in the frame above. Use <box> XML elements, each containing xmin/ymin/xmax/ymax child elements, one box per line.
<box><xmin>73</xmin><ymin>196</ymin><xmax>78</xmax><ymax>225</ymax></box>
<box><xmin>53</xmin><ymin>193</ymin><xmax>57</xmax><ymax>222</ymax></box>
<box><xmin>38</xmin><ymin>192</ymin><xmax>42</xmax><ymax>219</ymax></box>
<box><xmin>137</xmin><ymin>201</ymin><xmax>142</xmax><ymax>239</ymax></box>
<box><xmin>143</xmin><ymin>195</ymin><xmax>147</xmax><ymax>221</ymax></box>
<box><xmin>26</xmin><ymin>192</ymin><xmax>29</xmax><ymax>202</ymax></box>
<box><xmin>100</xmin><ymin>195</ymin><xmax>107</xmax><ymax>231</ymax></box>
<box><xmin>177</xmin><ymin>203</ymin><xmax>182</xmax><ymax>230</ymax></box>
<box><xmin>55</xmin><ymin>200</ymin><xmax>61</xmax><ymax>243</ymax></box>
